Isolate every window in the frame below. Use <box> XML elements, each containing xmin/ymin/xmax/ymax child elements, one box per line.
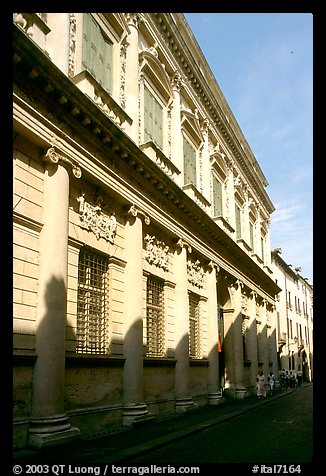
<box><xmin>256</xmin><ymin>322</ymin><xmax>263</xmax><ymax>362</ymax></box>
<box><xmin>82</xmin><ymin>14</ymin><xmax>112</xmax><ymax>93</ymax></box>
<box><xmin>146</xmin><ymin>277</ymin><xmax>165</xmax><ymax>357</ymax></box>
<box><xmin>189</xmin><ymin>292</ymin><xmax>200</xmax><ymax>358</ymax></box>
<box><xmin>144</xmin><ymin>86</ymin><xmax>163</xmax><ymax>149</ymax></box>
<box><xmin>212</xmin><ymin>175</ymin><xmax>223</xmax><ymax>216</ymax></box>
<box><xmin>249</xmin><ymin>222</ymin><xmax>254</xmax><ymax>250</ymax></box>
<box><xmin>235</xmin><ymin>204</ymin><xmax>242</xmax><ymax>240</ymax></box>
<box><xmin>242</xmin><ymin>318</ymin><xmax>249</xmax><ymax>361</ymax></box>
<box><xmin>261</xmin><ymin>236</ymin><xmax>265</xmax><ymax>261</ymax></box>
<box><xmin>183</xmin><ymin>136</ymin><xmax>197</xmax><ymax>186</ymax></box>
<box><xmin>76</xmin><ymin>249</ymin><xmax>109</xmax><ymax>354</ymax></box>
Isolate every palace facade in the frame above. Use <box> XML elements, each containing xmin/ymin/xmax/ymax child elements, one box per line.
<box><xmin>13</xmin><ymin>13</ymin><xmax>281</xmax><ymax>449</ymax></box>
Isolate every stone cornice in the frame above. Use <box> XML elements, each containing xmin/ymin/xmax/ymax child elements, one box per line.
<box><xmin>13</xmin><ymin>23</ymin><xmax>280</xmax><ymax>299</ymax></box>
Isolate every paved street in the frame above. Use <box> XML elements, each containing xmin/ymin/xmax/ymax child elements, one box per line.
<box><xmin>13</xmin><ymin>384</ymin><xmax>313</xmax><ymax>466</ymax></box>
<box><xmin>126</xmin><ymin>384</ymin><xmax>313</xmax><ymax>464</ymax></box>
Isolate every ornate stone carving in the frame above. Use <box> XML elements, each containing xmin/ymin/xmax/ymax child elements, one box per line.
<box><xmin>43</xmin><ymin>147</ymin><xmax>82</xmax><ymax>178</ymax></box>
<box><xmin>68</xmin><ymin>14</ymin><xmax>77</xmax><ymax>78</ymax></box>
<box><xmin>119</xmin><ymin>38</ymin><xmax>128</xmax><ymax>108</ymax></box>
<box><xmin>187</xmin><ymin>259</ymin><xmax>205</xmax><ymax>288</ymax></box>
<box><xmin>127</xmin><ymin>204</ymin><xmax>150</xmax><ymax>225</ymax></box>
<box><xmin>144</xmin><ymin>235</ymin><xmax>169</xmax><ymax>270</ymax></box>
<box><xmin>77</xmin><ymin>193</ymin><xmax>117</xmax><ymax>243</ymax></box>
<box><xmin>176</xmin><ymin>238</ymin><xmax>192</xmax><ymax>253</ymax></box>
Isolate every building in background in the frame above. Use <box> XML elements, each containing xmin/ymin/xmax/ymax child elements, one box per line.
<box><xmin>13</xmin><ymin>13</ymin><xmax>281</xmax><ymax>449</ymax></box>
<box><xmin>272</xmin><ymin>249</ymin><xmax>313</xmax><ymax>382</ymax></box>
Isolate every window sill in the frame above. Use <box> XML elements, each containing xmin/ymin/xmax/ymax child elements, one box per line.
<box><xmin>144</xmin><ymin>357</ymin><xmax>177</xmax><ymax>367</ymax></box>
<box><xmin>189</xmin><ymin>358</ymin><xmax>209</xmax><ymax>367</ymax></box>
<box><xmin>65</xmin><ymin>353</ymin><xmax>125</xmax><ymax>367</ymax></box>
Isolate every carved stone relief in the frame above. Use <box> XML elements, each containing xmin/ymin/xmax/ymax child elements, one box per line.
<box><xmin>187</xmin><ymin>259</ymin><xmax>205</xmax><ymax>288</ymax></box>
<box><xmin>77</xmin><ymin>192</ymin><xmax>117</xmax><ymax>243</ymax></box>
<box><xmin>144</xmin><ymin>234</ymin><xmax>169</xmax><ymax>270</ymax></box>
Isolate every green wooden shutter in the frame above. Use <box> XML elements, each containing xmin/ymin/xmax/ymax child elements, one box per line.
<box><xmin>183</xmin><ymin>137</ymin><xmax>196</xmax><ymax>186</ymax></box>
<box><xmin>249</xmin><ymin>222</ymin><xmax>254</xmax><ymax>250</ymax></box>
<box><xmin>144</xmin><ymin>87</ymin><xmax>163</xmax><ymax>149</ymax></box>
<box><xmin>82</xmin><ymin>14</ymin><xmax>112</xmax><ymax>93</ymax></box>
<box><xmin>153</xmin><ymin>98</ymin><xmax>163</xmax><ymax>149</ymax></box>
<box><xmin>235</xmin><ymin>205</ymin><xmax>241</xmax><ymax>239</ymax></box>
<box><xmin>144</xmin><ymin>86</ymin><xmax>154</xmax><ymax>143</ymax></box>
<box><xmin>213</xmin><ymin>176</ymin><xmax>223</xmax><ymax>216</ymax></box>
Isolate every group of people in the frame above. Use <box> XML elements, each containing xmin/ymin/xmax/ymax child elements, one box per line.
<box><xmin>279</xmin><ymin>368</ymin><xmax>303</xmax><ymax>389</ymax></box>
<box><xmin>256</xmin><ymin>367</ymin><xmax>304</xmax><ymax>399</ymax></box>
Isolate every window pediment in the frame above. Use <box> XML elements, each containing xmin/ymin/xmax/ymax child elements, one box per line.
<box><xmin>210</xmin><ymin>152</ymin><xmax>227</xmax><ymax>181</ymax></box>
<box><xmin>139</xmin><ymin>49</ymin><xmax>173</xmax><ymax>104</ymax></box>
<box><xmin>180</xmin><ymin>109</ymin><xmax>203</xmax><ymax>147</ymax></box>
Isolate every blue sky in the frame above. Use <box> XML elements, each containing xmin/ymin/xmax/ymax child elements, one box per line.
<box><xmin>184</xmin><ymin>13</ymin><xmax>313</xmax><ymax>284</ymax></box>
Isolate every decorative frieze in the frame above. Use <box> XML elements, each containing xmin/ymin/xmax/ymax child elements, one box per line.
<box><xmin>77</xmin><ymin>192</ymin><xmax>117</xmax><ymax>243</ymax></box>
<box><xmin>187</xmin><ymin>259</ymin><xmax>205</xmax><ymax>288</ymax></box>
<box><xmin>144</xmin><ymin>234</ymin><xmax>169</xmax><ymax>270</ymax></box>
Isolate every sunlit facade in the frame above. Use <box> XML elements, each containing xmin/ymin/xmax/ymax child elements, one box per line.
<box><xmin>13</xmin><ymin>13</ymin><xmax>281</xmax><ymax>449</ymax></box>
<box><xmin>271</xmin><ymin>249</ymin><xmax>313</xmax><ymax>382</ymax></box>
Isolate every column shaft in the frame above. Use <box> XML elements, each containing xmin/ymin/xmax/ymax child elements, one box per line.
<box><xmin>174</xmin><ymin>241</ymin><xmax>193</xmax><ymax>412</ymax></box>
<box><xmin>30</xmin><ymin>161</ymin><xmax>79</xmax><ymax>447</ymax></box>
<box><xmin>123</xmin><ymin>210</ymin><xmax>150</xmax><ymax>425</ymax></box>
<box><xmin>207</xmin><ymin>265</ymin><xmax>223</xmax><ymax>404</ymax></box>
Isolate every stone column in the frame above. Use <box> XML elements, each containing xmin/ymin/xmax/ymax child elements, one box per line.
<box><xmin>224</xmin><ymin>280</ymin><xmax>246</xmax><ymax>399</ymax></box>
<box><xmin>226</xmin><ymin>159</ymin><xmax>236</xmax><ymax>232</ymax></box>
<box><xmin>171</xmin><ymin>71</ymin><xmax>183</xmax><ymax>185</ymax></box>
<box><xmin>29</xmin><ymin>147</ymin><xmax>81</xmax><ymax>448</ymax></box>
<box><xmin>125</xmin><ymin>13</ymin><xmax>141</xmax><ymax>143</ymax></box>
<box><xmin>255</xmin><ymin>205</ymin><xmax>262</xmax><ymax>260</ymax></box>
<box><xmin>201</xmin><ymin>119</ymin><xmax>210</xmax><ymax>203</ymax></box>
<box><xmin>248</xmin><ymin>291</ymin><xmax>259</xmax><ymax>391</ymax></box>
<box><xmin>174</xmin><ymin>238</ymin><xmax>194</xmax><ymax>412</ymax></box>
<box><xmin>264</xmin><ymin>220</ymin><xmax>272</xmax><ymax>268</ymax></box>
<box><xmin>261</xmin><ymin>299</ymin><xmax>269</xmax><ymax>377</ymax></box>
<box><xmin>122</xmin><ymin>205</ymin><xmax>151</xmax><ymax>425</ymax></box>
<box><xmin>207</xmin><ymin>262</ymin><xmax>223</xmax><ymax>404</ymax></box>
<box><xmin>243</xmin><ymin>188</ymin><xmax>250</xmax><ymax>246</ymax></box>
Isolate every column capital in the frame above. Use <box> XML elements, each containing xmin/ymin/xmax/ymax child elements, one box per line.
<box><xmin>208</xmin><ymin>260</ymin><xmax>220</xmax><ymax>274</ymax></box>
<box><xmin>43</xmin><ymin>147</ymin><xmax>82</xmax><ymax>178</ymax></box>
<box><xmin>125</xmin><ymin>13</ymin><xmax>143</xmax><ymax>29</ymax></box>
<box><xmin>176</xmin><ymin>237</ymin><xmax>192</xmax><ymax>253</ymax></box>
<box><xmin>127</xmin><ymin>204</ymin><xmax>150</xmax><ymax>225</ymax></box>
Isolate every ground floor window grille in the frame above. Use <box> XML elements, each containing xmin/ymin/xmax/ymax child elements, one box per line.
<box><xmin>242</xmin><ymin>317</ymin><xmax>250</xmax><ymax>361</ymax></box>
<box><xmin>76</xmin><ymin>249</ymin><xmax>109</xmax><ymax>354</ymax></box>
<box><xmin>256</xmin><ymin>321</ymin><xmax>263</xmax><ymax>363</ymax></box>
<box><xmin>146</xmin><ymin>277</ymin><xmax>165</xmax><ymax>357</ymax></box>
<box><xmin>189</xmin><ymin>292</ymin><xmax>200</xmax><ymax>358</ymax></box>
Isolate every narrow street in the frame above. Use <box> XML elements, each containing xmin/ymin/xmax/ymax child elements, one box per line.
<box><xmin>124</xmin><ymin>384</ymin><xmax>313</xmax><ymax>464</ymax></box>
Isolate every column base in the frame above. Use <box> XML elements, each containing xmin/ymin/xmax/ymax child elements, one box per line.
<box><xmin>175</xmin><ymin>397</ymin><xmax>196</xmax><ymax>413</ymax></box>
<box><xmin>123</xmin><ymin>403</ymin><xmax>154</xmax><ymax>427</ymax></box>
<box><xmin>223</xmin><ymin>385</ymin><xmax>247</xmax><ymax>399</ymax></box>
<box><xmin>235</xmin><ymin>388</ymin><xmax>247</xmax><ymax>399</ymax></box>
<box><xmin>28</xmin><ymin>414</ymin><xmax>80</xmax><ymax>448</ymax></box>
<box><xmin>208</xmin><ymin>391</ymin><xmax>225</xmax><ymax>405</ymax></box>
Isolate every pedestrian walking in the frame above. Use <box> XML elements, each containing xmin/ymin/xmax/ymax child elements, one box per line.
<box><xmin>289</xmin><ymin>371</ymin><xmax>296</xmax><ymax>389</ymax></box>
<box><xmin>279</xmin><ymin>368</ymin><xmax>286</xmax><ymax>390</ymax></box>
<box><xmin>267</xmin><ymin>372</ymin><xmax>275</xmax><ymax>395</ymax></box>
<box><xmin>284</xmin><ymin>370</ymin><xmax>289</xmax><ymax>389</ymax></box>
<box><xmin>256</xmin><ymin>370</ymin><xmax>266</xmax><ymax>399</ymax></box>
<box><xmin>297</xmin><ymin>367</ymin><xmax>303</xmax><ymax>387</ymax></box>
